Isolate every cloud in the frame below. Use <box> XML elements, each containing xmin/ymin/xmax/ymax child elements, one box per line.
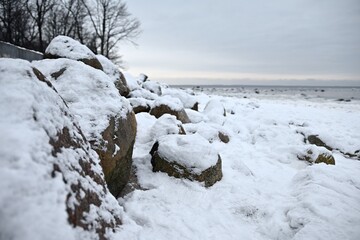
<box><xmin>121</xmin><ymin>0</ymin><xmax>360</xmax><ymax>84</ymax></box>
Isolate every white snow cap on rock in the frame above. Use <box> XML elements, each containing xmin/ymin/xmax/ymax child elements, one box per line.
<box><xmin>45</xmin><ymin>35</ymin><xmax>95</xmax><ymax>60</ymax></box>
<box><xmin>0</xmin><ymin>58</ymin><xmax>122</xmax><ymax>240</ymax></box>
<box><xmin>153</xmin><ymin>95</ymin><xmax>184</xmax><ymax>111</ymax></box>
<box><xmin>33</xmin><ymin>58</ymin><xmax>131</xmax><ymax>143</ymax></box>
<box><xmin>157</xmin><ymin>134</ymin><xmax>219</xmax><ymax>174</ymax></box>
<box><xmin>150</xmin><ymin>114</ymin><xmax>183</xmax><ymax>140</ymax></box>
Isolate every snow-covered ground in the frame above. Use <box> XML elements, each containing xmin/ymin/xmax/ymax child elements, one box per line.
<box><xmin>115</xmin><ymin>83</ymin><xmax>360</xmax><ymax>240</ymax></box>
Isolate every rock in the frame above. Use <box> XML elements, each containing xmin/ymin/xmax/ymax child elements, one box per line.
<box><xmin>150</xmin><ymin>114</ymin><xmax>186</xmax><ymax>140</ymax></box>
<box><xmin>33</xmin><ymin>58</ymin><xmax>137</xmax><ymax>197</ymax></box>
<box><xmin>129</xmin><ymin>97</ymin><xmax>151</xmax><ymax>114</ymax></box>
<box><xmin>96</xmin><ymin>54</ymin><xmax>130</xmax><ymax>96</ymax></box>
<box><xmin>142</xmin><ymin>80</ymin><xmax>162</xmax><ymax>96</ymax></box>
<box><xmin>204</xmin><ymin>99</ymin><xmax>226</xmax><ymax>117</ymax></box>
<box><xmin>139</xmin><ymin>73</ymin><xmax>148</xmax><ymax>82</ymax></box>
<box><xmin>162</xmin><ymin>87</ymin><xmax>198</xmax><ymax>110</ymax></box>
<box><xmin>297</xmin><ymin>146</ymin><xmax>335</xmax><ymax>165</ymax></box>
<box><xmin>307</xmin><ymin>135</ymin><xmax>333</xmax><ymax>151</ymax></box>
<box><xmin>95</xmin><ymin>111</ymin><xmax>137</xmax><ymax>197</ymax></box>
<box><xmin>0</xmin><ymin>58</ymin><xmax>122</xmax><ymax>239</ymax></box>
<box><xmin>185</xmin><ymin>109</ymin><xmax>208</xmax><ymax>123</ymax></box>
<box><xmin>218</xmin><ymin>131</ymin><xmax>230</xmax><ymax>143</ymax></box>
<box><xmin>149</xmin><ymin>95</ymin><xmax>191</xmax><ymax>124</ymax></box>
<box><xmin>129</xmin><ymin>88</ymin><xmax>159</xmax><ymax>100</ymax></box>
<box><xmin>44</xmin><ymin>35</ymin><xmax>103</xmax><ymax>70</ymax></box>
<box><xmin>191</xmin><ymin>102</ymin><xmax>199</xmax><ymax>111</ymax></box>
<box><xmin>150</xmin><ymin>134</ymin><xmax>223</xmax><ymax>187</ymax></box>
<box><xmin>183</xmin><ymin>122</ymin><xmax>229</xmax><ymax>143</ymax></box>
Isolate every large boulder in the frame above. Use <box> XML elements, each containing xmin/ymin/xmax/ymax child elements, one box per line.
<box><xmin>149</xmin><ymin>95</ymin><xmax>191</xmax><ymax>124</ymax></box>
<box><xmin>0</xmin><ymin>59</ymin><xmax>122</xmax><ymax>239</ymax></box>
<box><xmin>44</xmin><ymin>35</ymin><xmax>103</xmax><ymax>70</ymax></box>
<box><xmin>150</xmin><ymin>134</ymin><xmax>223</xmax><ymax>187</ymax></box>
<box><xmin>96</xmin><ymin>54</ymin><xmax>130</xmax><ymax>97</ymax></box>
<box><xmin>33</xmin><ymin>58</ymin><xmax>137</xmax><ymax>197</ymax></box>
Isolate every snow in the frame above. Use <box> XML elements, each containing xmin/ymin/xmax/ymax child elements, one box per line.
<box><xmin>0</xmin><ymin>59</ymin><xmax>122</xmax><ymax>239</ymax></box>
<box><xmin>162</xmin><ymin>87</ymin><xmax>198</xmax><ymax>109</ymax></box>
<box><xmin>96</xmin><ymin>54</ymin><xmax>123</xmax><ymax>83</ymax></box>
<box><xmin>33</xmin><ymin>58</ymin><xmax>131</xmax><ymax>144</ymax></box>
<box><xmin>156</xmin><ymin>133</ymin><xmax>219</xmax><ymax>173</ymax></box>
<box><xmin>153</xmin><ymin>95</ymin><xmax>184</xmax><ymax>111</ymax></box>
<box><xmin>150</xmin><ymin>114</ymin><xmax>183</xmax><ymax>140</ymax></box>
<box><xmin>1</xmin><ymin>56</ymin><xmax>360</xmax><ymax>240</ymax></box>
<box><xmin>45</xmin><ymin>35</ymin><xmax>95</xmax><ymax>60</ymax></box>
<box><xmin>115</xmin><ymin>74</ymin><xmax>360</xmax><ymax>240</ymax></box>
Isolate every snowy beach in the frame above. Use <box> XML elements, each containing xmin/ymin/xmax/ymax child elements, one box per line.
<box><xmin>114</xmin><ymin>81</ymin><xmax>360</xmax><ymax>239</ymax></box>
<box><xmin>1</xmin><ymin>36</ymin><xmax>359</xmax><ymax>240</ymax></box>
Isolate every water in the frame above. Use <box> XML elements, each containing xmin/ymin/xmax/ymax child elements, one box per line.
<box><xmin>175</xmin><ymin>85</ymin><xmax>360</xmax><ymax>101</ymax></box>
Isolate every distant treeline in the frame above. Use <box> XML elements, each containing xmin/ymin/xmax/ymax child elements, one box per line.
<box><xmin>0</xmin><ymin>0</ymin><xmax>140</xmax><ymax>63</ymax></box>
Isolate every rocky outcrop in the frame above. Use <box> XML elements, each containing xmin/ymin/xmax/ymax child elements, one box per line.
<box><xmin>149</xmin><ymin>96</ymin><xmax>191</xmax><ymax>124</ymax></box>
<box><xmin>0</xmin><ymin>59</ymin><xmax>122</xmax><ymax>240</ymax></box>
<box><xmin>44</xmin><ymin>35</ymin><xmax>103</xmax><ymax>70</ymax></box>
<box><xmin>33</xmin><ymin>57</ymin><xmax>137</xmax><ymax>197</ymax></box>
<box><xmin>150</xmin><ymin>134</ymin><xmax>223</xmax><ymax>187</ymax></box>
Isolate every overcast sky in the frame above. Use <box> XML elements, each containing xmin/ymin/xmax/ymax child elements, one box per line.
<box><xmin>121</xmin><ymin>0</ymin><xmax>360</xmax><ymax>85</ymax></box>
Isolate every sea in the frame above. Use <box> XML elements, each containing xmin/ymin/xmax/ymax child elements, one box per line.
<box><xmin>174</xmin><ymin>85</ymin><xmax>360</xmax><ymax>102</ymax></box>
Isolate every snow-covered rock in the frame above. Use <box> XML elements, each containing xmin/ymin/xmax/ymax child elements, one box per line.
<box><xmin>150</xmin><ymin>134</ymin><xmax>223</xmax><ymax>187</ymax></box>
<box><xmin>33</xmin><ymin>58</ymin><xmax>137</xmax><ymax>197</ymax></box>
<box><xmin>149</xmin><ymin>95</ymin><xmax>191</xmax><ymax>124</ymax></box>
<box><xmin>150</xmin><ymin>114</ymin><xmax>185</xmax><ymax>140</ymax></box>
<box><xmin>297</xmin><ymin>145</ymin><xmax>336</xmax><ymax>165</ymax></box>
<box><xmin>203</xmin><ymin>99</ymin><xmax>227</xmax><ymax>124</ymax></box>
<box><xmin>162</xmin><ymin>87</ymin><xmax>198</xmax><ymax>110</ymax></box>
<box><xmin>44</xmin><ymin>35</ymin><xmax>103</xmax><ymax>70</ymax></box>
<box><xmin>0</xmin><ymin>59</ymin><xmax>122</xmax><ymax>240</ymax></box>
<box><xmin>129</xmin><ymin>97</ymin><xmax>152</xmax><ymax>114</ymax></box>
<box><xmin>142</xmin><ymin>80</ymin><xmax>162</xmax><ymax>96</ymax></box>
<box><xmin>96</xmin><ymin>54</ymin><xmax>130</xmax><ymax>96</ymax></box>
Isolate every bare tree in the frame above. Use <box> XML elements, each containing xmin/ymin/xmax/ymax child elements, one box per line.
<box><xmin>26</xmin><ymin>0</ymin><xmax>54</xmax><ymax>51</ymax></box>
<box><xmin>0</xmin><ymin>0</ymin><xmax>32</xmax><ymax>45</ymax></box>
<box><xmin>81</xmin><ymin>0</ymin><xmax>140</xmax><ymax>59</ymax></box>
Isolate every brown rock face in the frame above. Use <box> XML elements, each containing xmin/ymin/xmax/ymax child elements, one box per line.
<box><xmin>44</xmin><ymin>52</ymin><xmax>103</xmax><ymax>71</ymax></box>
<box><xmin>307</xmin><ymin>135</ymin><xmax>333</xmax><ymax>151</ymax></box>
<box><xmin>94</xmin><ymin>111</ymin><xmax>137</xmax><ymax>197</ymax></box>
<box><xmin>150</xmin><ymin>104</ymin><xmax>191</xmax><ymax>124</ymax></box>
<box><xmin>150</xmin><ymin>143</ymin><xmax>223</xmax><ymax>187</ymax></box>
<box><xmin>49</xmin><ymin>127</ymin><xmax>121</xmax><ymax>240</ymax></box>
<box><xmin>116</xmin><ymin>72</ymin><xmax>130</xmax><ymax>97</ymax></box>
<box><xmin>218</xmin><ymin>132</ymin><xmax>230</xmax><ymax>143</ymax></box>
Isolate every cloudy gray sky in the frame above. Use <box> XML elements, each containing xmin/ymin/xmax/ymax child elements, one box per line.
<box><xmin>121</xmin><ymin>0</ymin><xmax>360</xmax><ymax>85</ymax></box>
